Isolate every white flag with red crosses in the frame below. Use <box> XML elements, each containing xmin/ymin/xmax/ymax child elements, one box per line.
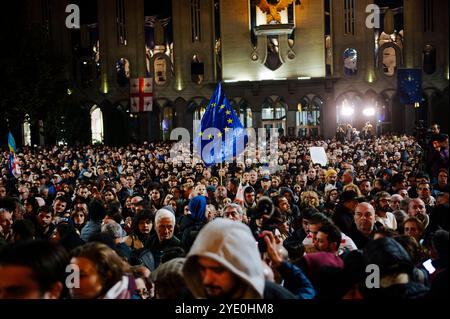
<box><xmin>130</xmin><ymin>78</ymin><xmax>153</xmax><ymax>112</ymax></box>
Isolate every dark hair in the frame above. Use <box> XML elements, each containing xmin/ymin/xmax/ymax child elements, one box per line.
<box><xmin>88</xmin><ymin>199</ymin><xmax>107</xmax><ymax>221</ymax></box>
<box><xmin>0</xmin><ymin>196</ymin><xmax>16</xmax><ymax>213</ymax></box>
<box><xmin>160</xmin><ymin>246</ymin><xmax>186</xmax><ymax>264</ymax></box>
<box><xmin>0</xmin><ymin>240</ymin><xmax>69</xmax><ymax>296</ymax></box>
<box><xmin>432</xmin><ymin>230</ymin><xmax>449</xmax><ymax>264</ymax></box>
<box><xmin>393</xmin><ymin>235</ymin><xmax>422</xmax><ymax>264</ymax></box>
<box><xmin>318</xmin><ymin>223</ymin><xmax>342</xmax><ymax>248</ymax></box>
<box><xmin>37</xmin><ymin>205</ymin><xmax>55</xmax><ymax>217</ymax></box>
<box><xmin>12</xmin><ymin>219</ymin><xmax>36</xmax><ymax>241</ymax></box>
<box><xmin>307</xmin><ymin>212</ymin><xmax>332</xmax><ymax>226</ymax></box>
<box><xmin>301</xmin><ymin>207</ymin><xmax>320</xmax><ymax>220</ymax></box>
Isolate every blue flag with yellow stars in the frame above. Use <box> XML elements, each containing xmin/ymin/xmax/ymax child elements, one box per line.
<box><xmin>397</xmin><ymin>68</ymin><xmax>422</xmax><ymax>104</ymax></box>
<box><xmin>195</xmin><ymin>82</ymin><xmax>247</xmax><ymax>166</ymax></box>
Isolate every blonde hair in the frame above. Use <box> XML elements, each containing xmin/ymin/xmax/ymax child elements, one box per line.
<box><xmin>300</xmin><ymin>191</ymin><xmax>320</xmax><ymax>208</ymax></box>
<box><xmin>343</xmin><ymin>183</ymin><xmax>362</xmax><ymax>197</ymax></box>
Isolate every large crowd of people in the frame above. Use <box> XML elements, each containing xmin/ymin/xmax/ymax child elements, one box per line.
<box><xmin>0</xmin><ymin>126</ymin><xmax>448</xmax><ymax>299</ymax></box>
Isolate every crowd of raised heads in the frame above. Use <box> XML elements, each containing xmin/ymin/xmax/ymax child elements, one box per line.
<box><xmin>0</xmin><ymin>130</ymin><xmax>448</xmax><ymax>299</ymax></box>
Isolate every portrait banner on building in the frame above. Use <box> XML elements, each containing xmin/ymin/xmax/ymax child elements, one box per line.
<box><xmin>130</xmin><ymin>78</ymin><xmax>153</xmax><ymax>112</ymax></box>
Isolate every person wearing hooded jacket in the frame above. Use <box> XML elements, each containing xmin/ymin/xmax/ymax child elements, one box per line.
<box><xmin>183</xmin><ymin>218</ymin><xmax>296</xmax><ymax>299</ymax></box>
<box><xmin>179</xmin><ymin>195</ymin><xmax>207</xmax><ymax>252</ymax></box>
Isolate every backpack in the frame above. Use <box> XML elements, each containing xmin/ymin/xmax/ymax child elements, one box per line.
<box><xmin>129</xmin><ymin>248</ymin><xmax>155</xmax><ymax>271</ymax></box>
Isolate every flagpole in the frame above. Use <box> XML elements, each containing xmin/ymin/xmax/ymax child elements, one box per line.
<box><xmin>220</xmin><ymin>162</ymin><xmax>223</xmax><ymax>186</ymax></box>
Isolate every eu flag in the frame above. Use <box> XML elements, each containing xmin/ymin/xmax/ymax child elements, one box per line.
<box><xmin>397</xmin><ymin>68</ymin><xmax>422</xmax><ymax>104</ymax></box>
<box><xmin>194</xmin><ymin>82</ymin><xmax>247</xmax><ymax>166</ymax></box>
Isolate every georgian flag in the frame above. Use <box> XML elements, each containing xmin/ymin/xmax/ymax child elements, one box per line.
<box><xmin>130</xmin><ymin>78</ymin><xmax>153</xmax><ymax>113</ymax></box>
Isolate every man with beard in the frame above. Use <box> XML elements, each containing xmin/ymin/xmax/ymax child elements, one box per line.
<box><xmin>242</xmin><ymin>186</ymin><xmax>256</xmax><ymax>215</ymax></box>
<box><xmin>182</xmin><ymin>218</ymin><xmax>296</xmax><ymax>299</ymax></box>
<box><xmin>373</xmin><ymin>191</ymin><xmax>398</xmax><ymax>230</ymax></box>
<box><xmin>35</xmin><ymin>206</ymin><xmax>56</xmax><ymax>240</ymax></box>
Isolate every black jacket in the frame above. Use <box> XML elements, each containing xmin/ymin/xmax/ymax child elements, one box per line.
<box><xmin>179</xmin><ymin>215</ymin><xmax>206</xmax><ymax>252</ymax></box>
<box><xmin>145</xmin><ymin>234</ymin><xmax>183</xmax><ymax>268</ymax></box>
<box><xmin>333</xmin><ymin>204</ymin><xmax>356</xmax><ymax>235</ymax></box>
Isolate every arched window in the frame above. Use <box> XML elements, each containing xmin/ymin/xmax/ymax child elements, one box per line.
<box><xmin>296</xmin><ymin>96</ymin><xmax>322</xmax><ymax>137</ymax></box>
<box><xmin>154</xmin><ymin>56</ymin><xmax>168</xmax><ymax>86</ymax></box>
<box><xmin>382</xmin><ymin>46</ymin><xmax>397</xmax><ymax>76</ymax></box>
<box><xmin>343</xmin><ymin>48</ymin><xmax>358</xmax><ymax>76</ymax></box>
<box><xmin>240</xmin><ymin>104</ymin><xmax>253</xmax><ymax>128</ymax></box>
<box><xmin>22</xmin><ymin>114</ymin><xmax>31</xmax><ymax>146</ymax></box>
<box><xmin>231</xmin><ymin>99</ymin><xmax>253</xmax><ymax>128</ymax></box>
<box><xmin>423</xmin><ymin>45</ymin><xmax>436</xmax><ymax>75</ymax></box>
<box><xmin>191</xmin><ymin>54</ymin><xmax>204</xmax><ymax>84</ymax></box>
<box><xmin>80</xmin><ymin>57</ymin><xmax>94</xmax><ymax>88</ymax></box>
<box><xmin>262</xmin><ymin>100</ymin><xmax>286</xmax><ymax>120</ymax></box>
<box><xmin>116</xmin><ymin>58</ymin><xmax>130</xmax><ymax>87</ymax></box>
<box><xmin>160</xmin><ymin>106</ymin><xmax>174</xmax><ymax>141</ymax></box>
<box><xmin>262</xmin><ymin>97</ymin><xmax>287</xmax><ymax>136</ymax></box>
<box><xmin>91</xmin><ymin>106</ymin><xmax>104</xmax><ymax>144</ymax></box>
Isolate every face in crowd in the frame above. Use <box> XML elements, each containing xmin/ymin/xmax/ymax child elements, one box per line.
<box><xmin>354</xmin><ymin>203</ymin><xmax>375</xmax><ymax>236</ymax></box>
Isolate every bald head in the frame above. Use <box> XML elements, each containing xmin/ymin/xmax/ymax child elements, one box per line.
<box><xmin>354</xmin><ymin>202</ymin><xmax>375</xmax><ymax>236</ymax></box>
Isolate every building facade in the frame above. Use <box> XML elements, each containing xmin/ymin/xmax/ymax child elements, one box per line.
<box><xmin>17</xmin><ymin>0</ymin><xmax>449</xmax><ymax>146</ymax></box>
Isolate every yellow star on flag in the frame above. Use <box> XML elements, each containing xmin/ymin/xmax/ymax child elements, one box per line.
<box><xmin>217</xmin><ymin>132</ymin><xmax>222</xmax><ymax>137</ymax></box>
<box><xmin>208</xmin><ymin>134</ymin><xmax>213</xmax><ymax>140</ymax></box>
<box><xmin>225</xmin><ymin>110</ymin><xmax>231</xmax><ymax>115</ymax></box>
<box><xmin>220</xmin><ymin>105</ymin><xmax>225</xmax><ymax>109</ymax></box>
<box><xmin>211</xmin><ymin>103</ymin><xmax>216</xmax><ymax>107</ymax></box>
<box><xmin>227</xmin><ymin>119</ymin><xmax>233</xmax><ymax>124</ymax></box>
<box><xmin>199</xmin><ymin>132</ymin><xmax>203</xmax><ymax>137</ymax></box>
<box><xmin>224</xmin><ymin>127</ymin><xmax>230</xmax><ymax>132</ymax></box>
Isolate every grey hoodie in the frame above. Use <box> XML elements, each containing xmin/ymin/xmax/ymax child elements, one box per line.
<box><xmin>183</xmin><ymin>218</ymin><xmax>265</xmax><ymax>299</ymax></box>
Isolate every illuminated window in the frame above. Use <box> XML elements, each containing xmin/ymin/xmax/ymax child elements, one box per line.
<box><xmin>191</xmin><ymin>54</ymin><xmax>204</xmax><ymax>84</ymax></box>
<box><xmin>23</xmin><ymin>115</ymin><xmax>31</xmax><ymax>146</ymax></box>
<box><xmin>116</xmin><ymin>58</ymin><xmax>130</xmax><ymax>87</ymax></box>
<box><xmin>91</xmin><ymin>107</ymin><xmax>104</xmax><ymax>144</ymax></box>
<box><xmin>160</xmin><ymin>106</ymin><xmax>174</xmax><ymax>141</ymax></box>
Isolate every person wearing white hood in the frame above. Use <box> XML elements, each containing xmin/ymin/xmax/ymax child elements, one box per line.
<box><xmin>183</xmin><ymin>218</ymin><xmax>296</xmax><ymax>299</ymax></box>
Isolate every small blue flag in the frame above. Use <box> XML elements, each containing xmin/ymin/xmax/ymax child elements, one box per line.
<box><xmin>397</xmin><ymin>68</ymin><xmax>422</xmax><ymax>104</ymax></box>
<box><xmin>8</xmin><ymin>132</ymin><xmax>16</xmax><ymax>153</ymax></box>
<box><xmin>194</xmin><ymin>82</ymin><xmax>247</xmax><ymax>166</ymax></box>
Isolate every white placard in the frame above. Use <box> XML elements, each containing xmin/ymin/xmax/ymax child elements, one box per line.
<box><xmin>309</xmin><ymin>147</ymin><xmax>328</xmax><ymax>166</ymax></box>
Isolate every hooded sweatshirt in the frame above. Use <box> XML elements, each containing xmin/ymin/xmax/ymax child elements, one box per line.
<box><xmin>183</xmin><ymin>218</ymin><xmax>265</xmax><ymax>299</ymax></box>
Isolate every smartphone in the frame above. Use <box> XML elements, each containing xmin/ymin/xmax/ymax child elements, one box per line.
<box><xmin>422</xmin><ymin>259</ymin><xmax>436</xmax><ymax>274</ymax></box>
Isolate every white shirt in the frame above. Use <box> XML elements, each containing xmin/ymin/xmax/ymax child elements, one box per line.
<box><xmin>375</xmin><ymin>211</ymin><xmax>398</xmax><ymax>230</ymax></box>
<box><xmin>302</xmin><ymin>231</ymin><xmax>358</xmax><ymax>251</ymax></box>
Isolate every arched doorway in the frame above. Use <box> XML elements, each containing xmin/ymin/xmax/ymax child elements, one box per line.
<box><xmin>90</xmin><ymin>106</ymin><xmax>104</xmax><ymax>144</ymax></box>
<box><xmin>156</xmin><ymin>99</ymin><xmax>175</xmax><ymax>141</ymax></box>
